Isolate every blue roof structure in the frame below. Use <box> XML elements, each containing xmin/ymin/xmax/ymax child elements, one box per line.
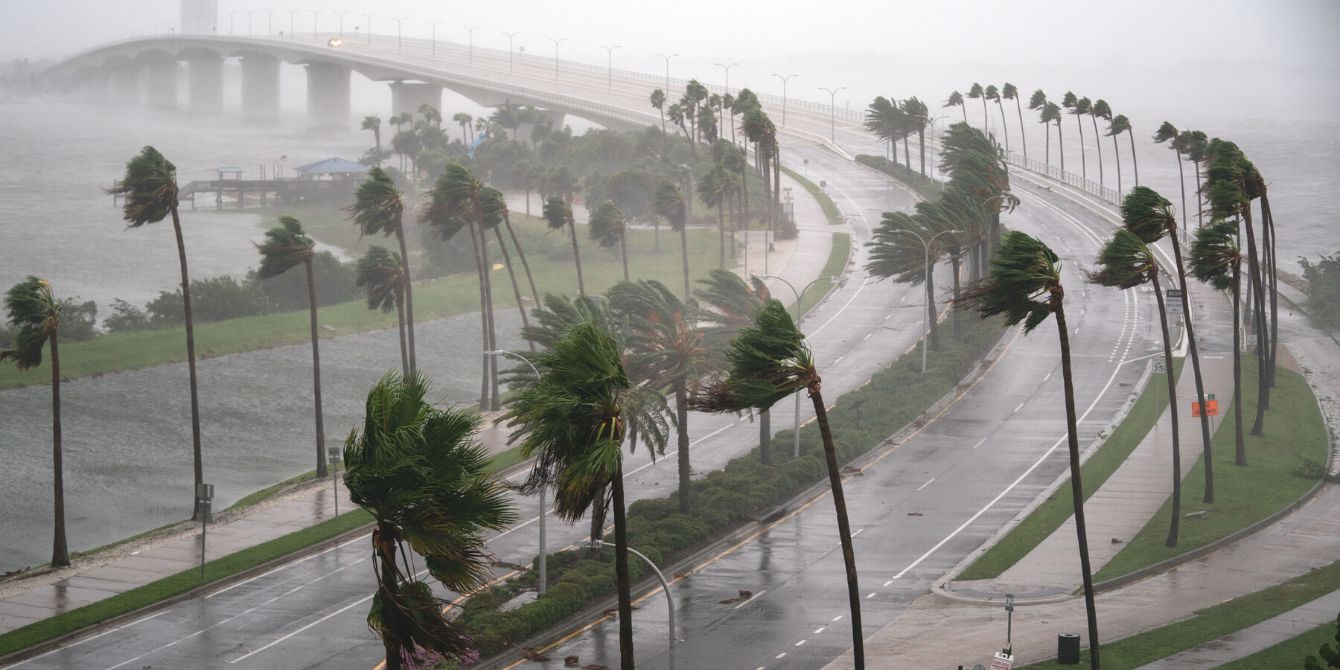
<box><xmin>292</xmin><ymin>157</ymin><xmax>370</xmax><ymax>176</ymax></box>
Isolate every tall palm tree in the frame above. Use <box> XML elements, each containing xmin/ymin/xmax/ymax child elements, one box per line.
<box><xmin>590</xmin><ymin>200</ymin><xmax>630</xmax><ymax>281</ymax></box>
<box><xmin>1182</xmin><ymin>130</ymin><xmax>1209</xmax><ymax>231</ymax></box>
<box><xmin>903</xmin><ymin>97</ymin><xmax>931</xmax><ymax>176</ymax></box>
<box><xmin>1105</xmin><ymin>112</ymin><xmax>1129</xmax><ymax>196</ymax></box>
<box><xmin>961</xmin><ymin>231</ymin><xmax>1100</xmax><ymax>669</ymax></box>
<box><xmin>650</xmin><ymin>88</ymin><xmax>667</xmax><ymax>134</ymax></box>
<box><xmin>1045</xmin><ymin>102</ymin><xmax>1065</xmax><ymax>173</ymax></box>
<box><xmin>2</xmin><ymin>276</ymin><xmax>70</xmax><ymax>566</ymax></box>
<box><xmin>1190</xmin><ymin>221</ymin><xmax>1246</xmax><ymax>466</ymax></box>
<box><xmin>984</xmin><ymin>85</ymin><xmax>1008</xmax><ymax>154</ymax></box>
<box><xmin>693</xmin><ymin>269</ymin><xmax>773</xmax><ymax>461</ymax></box>
<box><xmin>1082</xmin><ymin>98</ymin><xmax>1105</xmax><ymax>193</ymax></box>
<box><xmin>866</xmin><ymin>211</ymin><xmax>948</xmax><ymax>351</ymax></box>
<box><xmin>544</xmin><ymin>196</ymin><xmax>586</xmax><ymax>296</ymax></box>
<box><xmin>1064</xmin><ymin>93</ymin><xmax>1089</xmax><ymax>182</ymax></box>
<box><xmin>1002</xmin><ymin>83</ymin><xmax>1026</xmax><ymax>160</ymax></box>
<box><xmin>344</xmin><ymin>372</ymin><xmax>515</xmax><ymax>670</ymax></box>
<box><xmin>451</xmin><ymin>112</ymin><xmax>473</xmax><ymax>145</ymax></box>
<box><xmin>362</xmin><ymin>114</ymin><xmax>383</xmax><ymax>166</ymax></box>
<box><xmin>967</xmin><ymin>83</ymin><xmax>987</xmax><ymax>129</ymax></box>
<box><xmin>350</xmin><ymin>167</ymin><xmax>416</xmax><ymax>374</ymax></box>
<box><xmin>256</xmin><ymin>216</ymin><xmax>329</xmax><ymax>477</ymax></box>
<box><xmin>355</xmin><ymin>246</ymin><xmax>410</xmax><ymax>378</ymax></box>
<box><xmin>865</xmin><ymin>96</ymin><xmax>904</xmax><ymax>166</ymax></box>
<box><xmin>481</xmin><ymin>186</ymin><xmax>539</xmax><ymax>346</ymax></box>
<box><xmin>1033</xmin><ymin>96</ymin><xmax>1054</xmax><ymax>171</ymax></box>
<box><xmin>1088</xmin><ymin>229</ymin><xmax>1183</xmax><ymax>546</ymax></box>
<box><xmin>505</xmin><ymin>321</ymin><xmax>669</xmax><ymax>670</ymax></box>
<box><xmin>655</xmin><ymin>179</ymin><xmax>690</xmax><ymax>300</ymax></box>
<box><xmin>610</xmin><ymin>279</ymin><xmax>713</xmax><ymax>513</ymax></box>
<box><xmin>694</xmin><ymin>301</ymin><xmax>865</xmax><ymax>667</ymax></box>
<box><xmin>109</xmin><ymin>146</ymin><xmax>205</xmax><ymax>520</ymax></box>
<box><xmin>945</xmin><ymin>90</ymin><xmax>966</xmax><ymax>124</ymax></box>
<box><xmin>698</xmin><ymin>166</ymin><xmax>732</xmax><ymax>270</ymax></box>
<box><xmin>1124</xmin><ymin>186</ymin><xmax>1216</xmax><ymax>502</ymax></box>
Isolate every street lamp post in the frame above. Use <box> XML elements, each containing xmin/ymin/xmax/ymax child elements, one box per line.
<box><xmin>289</xmin><ymin>10</ymin><xmax>299</xmax><ymax>39</ymax></box>
<box><xmin>246</xmin><ymin>10</ymin><xmax>254</xmax><ymax>37</ymax></box>
<box><xmin>229</xmin><ymin>10</ymin><xmax>243</xmax><ymax>35</ymax></box>
<box><xmin>889</xmin><ymin>228</ymin><xmax>960</xmax><ymax>374</ymax></box>
<box><xmin>327</xmin><ymin>446</ymin><xmax>341</xmax><ymax>517</ymax></box>
<box><xmin>390</xmin><ymin>17</ymin><xmax>406</xmax><ymax>51</ymax></box>
<box><xmin>310</xmin><ymin>10</ymin><xmax>322</xmax><ymax>38</ymax></box>
<box><xmin>714</xmin><ymin>61</ymin><xmax>739</xmax><ymax>93</ymax></box>
<box><xmin>264</xmin><ymin>9</ymin><xmax>275</xmax><ymax>36</ymax></box>
<box><xmin>335</xmin><ymin>11</ymin><xmax>350</xmax><ymax>40</ymax></box>
<box><xmin>761</xmin><ymin>274</ymin><xmax>838</xmax><ymax>457</ymax></box>
<box><xmin>485</xmin><ymin>350</ymin><xmax>547</xmax><ymax>595</ymax></box>
<box><xmin>772</xmin><ymin>73</ymin><xmax>798</xmax><ymax>126</ymax></box>
<box><xmin>656</xmin><ymin>52</ymin><xmax>678</xmax><ymax>93</ymax></box>
<box><xmin>361</xmin><ymin>13</ymin><xmax>374</xmax><ymax>44</ymax></box>
<box><xmin>425</xmin><ymin>20</ymin><xmax>444</xmax><ymax>56</ymax></box>
<box><xmin>595</xmin><ymin>539</ymin><xmax>676</xmax><ymax>668</ymax></box>
<box><xmin>600</xmin><ymin>44</ymin><xmax>620</xmax><ymax>90</ymax></box>
<box><xmin>818</xmin><ymin>86</ymin><xmax>847</xmax><ymax>145</ymax></box>
<box><xmin>464</xmin><ymin>26</ymin><xmax>478</xmax><ymax>63</ymax></box>
<box><xmin>548</xmin><ymin>37</ymin><xmax>567</xmax><ymax>80</ymax></box>
<box><xmin>501</xmin><ymin>32</ymin><xmax>519</xmax><ymax>72</ymax></box>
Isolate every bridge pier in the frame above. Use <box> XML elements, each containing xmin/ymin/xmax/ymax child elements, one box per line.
<box><xmin>107</xmin><ymin>66</ymin><xmax>140</xmax><ymax>105</ymax></box>
<box><xmin>186</xmin><ymin>56</ymin><xmax>223</xmax><ymax>114</ymax></box>
<box><xmin>240</xmin><ymin>55</ymin><xmax>280</xmax><ymax>122</ymax></box>
<box><xmin>142</xmin><ymin>59</ymin><xmax>178</xmax><ymax>109</ymax></box>
<box><xmin>389</xmin><ymin>81</ymin><xmax>443</xmax><ymax>119</ymax></box>
<box><xmin>305</xmin><ymin>62</ymin><xmax>350</xmax><ymax>130</ymax></box>
<box><xmin>72</xmin><ymin>70</ymin><xmax>109</xmax><ymax>102</ymax></box>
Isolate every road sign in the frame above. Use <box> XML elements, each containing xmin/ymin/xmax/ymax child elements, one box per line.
<box><xmin>1153</xmin><ymin>360</ymin><xmax>1167</xmax><ymax>374</ymax></box>
<box><xmin>1166</xmin><ymin>289</ymin><xmax>1183</xmax><ymax>300</ymax></box>
<box><xmin>990</xmin><ymin>651</ymin><xmax>1015</xmax><ymax>670</ymax></box>
<box><xmin>1192</xmin><ymin>399</ymin><xmax>1220</xmax><ymax>417</ymax></box>
<box><xmin>1247</xmin><ymin>334</ymin><xmax>1258</xmax><ymax>348</ymax></box>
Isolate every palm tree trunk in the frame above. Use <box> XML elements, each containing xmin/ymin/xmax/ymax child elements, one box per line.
<box><xmin>1044</xmin><ymin>124</ymin><xmax>1051</xmax><ymax>171</ymax></box>
<box><xmin>918</xmin><ymin>128</ymin><xmax>927</xmax><ymax>177</ymax></box>
<box><xmin>925</xmin><ymin>268</ymin><xmax>939</xmax><ymax>351</ymax></box>
<box><xmin>951</xmin><ymin>253</ymin><xmax>962</xmax><ymax>340</ymax></box>
<box><xmin>1150</xmin><ymin>274</ymin><xmax>1181</xmax><ymax>547</ymax></box>
<box><xmin>611</xmin><ymin>468</ymin><xmax>635</xmax><ymax>670</ymax></box>
<box><xmin>169</xmin><ymin>206</ymin><xmax>205</xmax><ymax>522</ymax></box>
<box><xmin>678</xmin><ymin>219</ymin><xmax>691</xmax><ymax>301</ymax></box>
<box><xmin>653</xmin><ymin>218</ymin><xmax>661</xmax><ymax>252</ymax></box>
<box><xmin>304</xmin><ymin>260</ymin><xmax>328</xmax><ymax>478</ymax></box>
<box><xmin>717</xmin><ymin>202</ymin><xmax>726</xmax><ymax>271</ymax></box>
<box><xmin>1263</xmin><ymin>196</ymin><xmax>1279</xmax><ymax>389</ymax></box>
<box><xmin>1112</xmin><ymin>135</ymin><xmax>1123</xmax><ymax>197</ymax></box>
<box><xmin>729</xmin><ymin>194</ymin><xmax>738</xmax><ymax>259</ymax></box>
<box><xmin>996</xmin><ymin>101</ymin><xmax>1010</xmax><ymax>155</ymax></box>
<box><xmin>903</xmin><ymin>133</ymin><xmax>911</xmax><ymax>169</ymax></box>
<box><xmin>675</xmin><ymin>380</ymin><xmax>692</xmax><ymax>514</ymax></box>
<box><xmin>960</xmin><ymin>105</ymin><xmax>966</xmax><ymax>124</ymax></box>
<box><xmin>981</xmin><ymin>98</ymin><xmax>988</xmax><ymax>130</ymax></box>
<box><xmin>568</xmin><ymin>221</ymin><xmax>586</xmax><ymax>297</ymax></box>
<box><xmin>395</xmin><ymin>296</ymin><xmax>409</xmax><ymax>379</ymax></box>
<box><xmin>503</xmin><ymin>213</ymin><xmax>541</xmax><ymax>311</ymax></box>
<box><xmin>759</xmin><ymin>408</ymin><xmax>771</xmax><ymax>465</ymax></box>
<box><xmin>1128</xmin><ymin>130</ymin><xmax>1140</xmax><ymax>186</ymax></box>
<box><xmin>394</xmin><ymin>230</ymin><xmax>417</xmax><ymax>374</ymax></box>
<box><xmin>1193</xmin><ymin>161</ymin><xmax>1203</xmax><ymax>230</ymax></box>
<box><xmin>809</xmin><ymin>386</ymin><xmax>865</xmax><ymax>669</ymax></box>
<box><xmin>1168</xmin><ymin>232</ymin><xmax>1215</xmax><ymax>503</ymax></box>
<box><xmin>479</xmin><ymin>226</ymin><xmax>501</xmax><ymax>411</ymax></box>
<box><xmin>377</xmin><ymin>529</ymin><xmax>403</xmax><ymax>670</ymax></box>
<box><xmin>1056</xmin><ymin>122</ymin><xmax>1066</xmax><ymax>173</ymax></box>
<box><xmin>618</xmin><ymin>233</ymin><xmax>630</xmax><ymax>282</ymax></box>
<box><xmin>1232</xmin><ymin>260</ymin><xmax>1246</xmax><ymax>465</ymax></box>
<box><xmin>1176</xmin><ymin>153</ymin><xmax>1188</xmax><ymax>234</ymax></box>
<box><xmin>1090</xmin><ymin>115</ymin><xmax>1104</xmax><ymax>192</ymax></box>
<box><xmin>1242</xmin><ymin>208</ymin><xmax>1268</xmax><ymax>436</ymax></box>
<box><xmin>1075</xmin><ymin>115</ymin><xmax>1087</xmax><ymax>181</ymax></box>
<box><xmin>493</xmin><ymin>227</ymin><xmax>533</xmax><ymax>346</ymax></box>
<box><xmin>1053</xmin><ymin>302</ymin><xmax>1100</xmax><ymax>670</ymax></box>
<box><xmin>1015</xmin><ymin>99</ymin><xmax>1028</xmax><ymax>160</ymax></box>
<box><xmin>467</xmin><ymin>222</ymin><xmax>490</xmax><ymax>410</ymax></box>
<box><xmin>772</xmin><ymin>146</ymin><xmax>781</xmax><ymax>241</ymax></box>
<box><xmin>49</xmin><ymin>331</ymin><xmax>69</xmax><ymax>567</ymax></box>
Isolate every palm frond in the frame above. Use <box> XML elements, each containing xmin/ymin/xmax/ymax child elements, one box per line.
<box><xmin>693</xmin><ymin>300</ymin><xmax>813</xmax><ymax>413</ymax></box>
<box><xmin>1188</xmin><ymin>220</ymin><xmax>1240</xmax><ymax>292</ymax></box>
<box><xmin>255</xmin><ymin>216</ymin><xmax>315</xmax><ymax>279</ymax></box>
<box><xmin>349</xmin><ymin>167</ymin><xmax>404</xmax><ymax>238</ymax></box>
<box><xmin>958</xmin><ymin>231</ymin><xmax>1060</xmax><ymax>333</ymax></box>
<box><xmin>107</xmin><ymin>146</ymin><xmax>177</xmax><ymax>227</ymax></box>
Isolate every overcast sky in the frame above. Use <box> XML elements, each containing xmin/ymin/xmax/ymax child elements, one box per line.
<box><xmin>3</xmin><ymin>0</ymin><xmax>1338</xmax><ymax>121</ymax></box>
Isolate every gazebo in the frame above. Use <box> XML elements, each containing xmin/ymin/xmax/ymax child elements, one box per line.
<box><xmin>292</xmin><ymin>158</ymin><xmax>370</xmax><ymax>181</ymax></box>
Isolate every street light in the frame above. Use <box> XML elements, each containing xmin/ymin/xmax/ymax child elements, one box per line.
<box><xmin>656</xmin><ymin>52</ymin><xmax>678</xmax><ymax>93</ymax></box>
<box><xmin>327</xmin><ymin>446</ymin><xmax>342</xmax><ymax>517</ymax></box>
<box><xmin>263</xmin><ymin>9</ymin><xmax>275</xmax><ymax>36</ymax></box>
<box><xmin>714</xmin><ymin>61</ymin><xmax>739</xmax><ymax>92</ymax></box>
<box><xmin>548</xmin><ymin>37</ymin><xmax>567</xmax><ymax>80</ymax></box>
<box><xmin>600</xmin><ymin>44</ymin><xmax>620</xmax><ymax>90</ymax></box>
<box><xmin>390</xmin><ymin>17</ymin><xmax>406</xmax><ymax>51</ymax></box>
<box><xmin>818</xmin><ymin>86</ymin><xmax>846</xmax><ymax>145</ymax></box>
<box><xmin>772</xmin><ymin>73</ymin><xmax>798</xmax><ymax>126</ymax></box>
<box><xmin>229</xmin><ymin>10</ymin><xmax>244</xmax><ymax>35</ymax></box>
<box><xmin>595</xmin><ymin>539</ymin><xmax>676</xmax><ymax>668</ymax></box>
<box><xmin>888</xmin><ymin>228</ymin><xmax>961</xmax><ymax>374</ymax></box>
<box><xmin>335</xmin><ymin>11</ymin><xmax>350</xmax><ymax>40</ymax></box>
<box><xmin>761</xmin><ymin>274</ymin><xmax>838</xmax><ymax>457</ymax></box>
<box><xmin>464</xmin><ymin>25</ymin><xmax>478</xmax><ymax>63</ymax></box>
<box><xmin>361</xmin><ymin>13</ymin><xmax>374</xmax><ymax>44</ymax></box>
<box><xmin>304</xmin><ymin>9</ymin><xmax>320</xmax><ymax>39</ymax></box>
<box><xmin>425</xmin><ymin>20</ymin><xmax>444</xmax><ymax>56</ymax></box>
<box><xmin>288</xmin><ymin>10</ymin><xmax>299</xmax><ymax>39</ymax></box>
<box><xmin>485</xmin><ymin>349</ymin><xmax>548</xmax><ymax>595</ymax></box>
<box><xmin>501</xmin><ymin>32</ymin><xmax>519</xmax><ymax>72</ymax></box>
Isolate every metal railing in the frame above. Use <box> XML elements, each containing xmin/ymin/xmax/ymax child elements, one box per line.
<box><xmin>1003</xmin><ymin>149</ymin><xmax>1121</xmax><ymax>205</ymax></box>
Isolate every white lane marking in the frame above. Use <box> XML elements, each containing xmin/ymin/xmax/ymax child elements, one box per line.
<box><xmin>1013</xmin><ymin>402</ymin><xmax>1025</xmax><ymax>414</ymax></box>
<box><xmin>851</xmin><ymin>528</ymin><xmax>864</xmax><ymax>537</ymax></box>
<box><xmin>226</xmin><ymin>595</ymin><xmax>372</xmax><ymax>664</ymax></box>
<box><xmin>833</xmin><ymin>615</ymin><xmax>843</xmax><ymax>622</ymax></box>
<box><xmin>916</xmin><ymin>477</ymin><xmax>935</xmax><ymax>491</ymax></box>
<box><xmin>205</xmin><ymin>534</ymin><xmax>367</xmax><ymax>599</ymax></box>
<box><xmin>970</xmin><ymin>437</ymin><xmax>987</xmax><ymax>450</ymax></box>
<box><xmin>814</xmin><ymin>626</ymin><xmax>826</xmax><ymax>634</ymax></box>
<box><xmin>866</xmin><ymin>592</ymin><xmax>876</xmax><ymax>599</ymax></box>
<box><xmin>733</xmin><ymin>589</ymin><xmax>768</xmax><ymax>610</ymax></box>
<box><xmin>834</xmin><ymin>355</ymin><xmax>846</xmax><ymax>364</ymax></box>
<box><xmin>795</xmin><ymin>639</ymin><xmax>807</xmax><ymax>647</ymax></box>
<box><xmin>776</xmin><ymin>652</ymin><xmax>788</xmax><ymax>659</ymax></box>
<box><xmin>1043</xmin><ymin>371</ymin><xmax>1053</xmax><ymax>382</ymax></box>
<box><xmin>862</xmin><ymin>333</ymin><xmax>872</xmax><ymax>341</ymax></box>
<box><xmin>883</xmin><ymin>580</ymin><xmax>893</xmax><ymax>587</ymax></box>
<box><xmin>4</xmin><ymin>612</ymin><xmax>169</xmax><ymax>669</ymax></box>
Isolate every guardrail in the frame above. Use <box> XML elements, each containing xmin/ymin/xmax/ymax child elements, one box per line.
<box><xmin>1004</xmin><ymin>149</ymin><xmax>1121</xmax><ymax>205</ymax></box>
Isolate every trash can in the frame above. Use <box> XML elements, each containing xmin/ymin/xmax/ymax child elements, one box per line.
<box><xmin>1057</xmin><ymin>632</ymin><xmax>1081</xmax><ymax>664</ymax></box>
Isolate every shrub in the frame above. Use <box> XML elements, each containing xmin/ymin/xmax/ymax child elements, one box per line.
<box><xmin>1301</xmin><ymin>253</ymin><xmax>1340</xmax><ymax>332</ymax></box>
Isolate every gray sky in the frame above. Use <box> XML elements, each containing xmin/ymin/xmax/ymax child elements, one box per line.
<box><xmin>2</xmin><ymin>0</ymin><xmax>1338</xmax><ymax>120</ymax></box>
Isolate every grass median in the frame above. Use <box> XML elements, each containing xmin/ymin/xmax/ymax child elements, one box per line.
<box><xmin>1218</xmin><ymin>615</ymin><xmax>1339</xmax><ymax>670</ymax></box>
<box><xmin>796</xmin><ymin>233</ymin><xmax>852</xmax><ymax>317</ymax></box>
<box><xmin>781</xmin><ymin>165</ymin><xmax>846</xmax><ymax>226</ymax></box>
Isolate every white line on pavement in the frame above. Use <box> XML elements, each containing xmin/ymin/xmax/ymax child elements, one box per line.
<box><xmin>916</xmin><ymin>478</ymin><xmax>935</xmax><ymax>491</ymax></box>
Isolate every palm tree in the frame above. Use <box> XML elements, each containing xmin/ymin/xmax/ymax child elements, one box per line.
<box><xmin>693</xmin><ymin>269</ymin><xmax>773</xmax><ymax>461</ymax></box>
<box><xmin>960</xmin><ymin>231</ymin><xmax>1100</xmax><ymax>669</ymax></box>
<box><xmin>694</xmin><ymin>301</ymin><xmax>865</xmax><ymax>667</ymax></box>
<box><xmin>481</xmin><ymin>186</ymin><xmax>539</xmax><ymax>345</ymax></box>
<box><xmin>698</xmin><ymin>166</ymin><xmax>732</xmax><ymax>270</ymax></box>
<box><xmin>1083</xmin><ymin>98</ymin><xmax>1105</xmax><ymax>193</ymax></box>
<box><xmin>362</xmin><ymin>115</ymin><xmax>383</xmax><ymax>166</ymax></box>
<box><xmin>866</xmin><ymin>211</ymin><xmax>948</xmax><ymax>351</ymax></box>
<box><xmin>1154</xmin><ymin>122</ymin><xmax>1189</xmax><ymax>232</ymax></box>
<box><xmin>654</xmin><ymin>179</ymin><xmax>691</xmax><ymax>300</ymax></box>
<box><xmin>2</xmin><ymin>276</ymin><xmax>70</xmax><ymax>566</ymax></box>
<box><xmin>505</xmin><ymin>321</ymin><xmax>669</xmax><ymax>670</ymax></box>
<box><xmin>610</xmin><ymin>279</ymin><xmax>713</xmax><ymax>514</ymax></box>
<box><xmin>108</xmin><ymin>146</ymin><xmax>205</xmax><ymax>520</ymax></box>
<box><xmin>350</xmin><ymin>167</ymin><xmax>416</xmax><ymax>374</ymax></box>
<box><xmin>356</xmin><ymin>246</ymin><xmax>410</xmax><ymax>378</ymax></box>
<box><xmin>903</xmin><ymin>97</ymin><xmax>931</xmax><ymax>176</ymax></box>
<box><xmin>1183</xmin><ymin>130</ymin><xmax>1209</xmax><ymax>230</ymax></box>
<box><xmin>1088</xmin><ymin>229</ymin><xmax>1183</xmax><ymax>546</ymax></box>
<box><xmin>1124</xmin><ymin>186</ymin><xmax>1216</xmax><ymax>502</ymax></box>
<box><xmin>967</xmin><ymin>82</ymin><xmax>987</xmax><ymax>129</ymax></box>
<box><xmin>344</xmin><ymin>372</ymin><xmax>515</xmax><ymax>670</ymax></box>
<box><xmin>865</xmin><ymin>96</ymin><xmax>905</xmax><ymax>166</ymax></box>
<box><xmin>590</xmin><ymin>200</ymin><xmax>630</xmax><ymax>281</ymax></box>
<box><xmin>1190</xmin><ymin>221</ymin><xmax>1246</xmax><ymax>466</ymax></box>
<box><xmin>1002</xmin><ymin>83</ymin><xmax>1026</xmax><ymax>160</ymax></box>
<box><xmin>1045</xmin><ymin>102</ymin><xmax>1065</xmax><ymax>173</ymax></box>
<box><xmin>945</xmin><ymin>90</ymin><xmax>966</xmax><ymax>124</ymax></box>
<box><xmin>1104</xmin><ymin>112</ymin><xmax>1128</xmax><ymax>196</ymax></box>
<box><xmin>451</xmin><ymin>112</ymin><xmax>473</xmax><ymax>145</ymax></box>
<box><xmin>1034</xmin><ymin>98</ymin><xmax>1055</xmax><ymax>171</ymax></box>
<box><xmin>650</xmin><ymin>88</ymin><xmax>667</xmax><ymax>133</ymax></box>
<box><xmin>1065</xmin><ymin>93</ymin><xmax>1090</xmax><ymax>182</ymax></box>
<box><xmin>985</xmin><ymin>85</ymin><xmax>1008</xmax><ymax>154</ymax></box>
<box><xmin>544</xmin><ymin>196</ymin><xmax>586</xmax><ymax>296</ymax></box>
<box><xmin>256</xmin><ymin>216</ymin><xmax>329</xmax><ymax>477</ymax></box>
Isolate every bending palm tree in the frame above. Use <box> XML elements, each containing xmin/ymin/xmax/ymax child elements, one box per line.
<box><xmin>361</xmin><ymin>115</ymin><xmax>382</xmax><ymax>166</ymax></box>
<box><xmin>2</xmin><ymin>276</ymin><xmax>70</xmax><ymax>566</ymax></box>
<box><xmin>961</xmin><ymin>231</ymin><xmax>1100</xmax><ymax>669</ymax></box>
<box><xmin>903</xmin><ymin>97</ymin><xmax>931</xmax><ymax>176</ymax></box>
<box><xmin>350</xmin><ymin>167</ymin><xmax>416</xmax><ymax>373</ymax></box>
<box><xmin>1064</xmin><ymin>93</ymin><xmax>1089</xmax><ymax>182</ymax></box>
<box><xmin>1088</xmin><ymin>229</ymin><xmax>1183</xmax><ymax>546</ymax></box>
<box><xmin>967</xmin><ymin>82</ymin><xmax>987</xmax><ymax>129</ymax></box>
<box><xmin>344</xmin><ymin>372</ymin><xmax>515</xmax><ymax>670</ymax></box>
<box><xmin>481</xmin><ymin>186</ymin><xmax>538</xmax><ymax>344</ymax></box>
<box><xmin>1105</xmin><ymin>113</ymin><xmax>1129</xmax><ymax>196</ymax></box>
<box><xmin>1089</xmin><ymin>99</ymin><xmax>1110</xmax><ymax>194</ymax></box>
<box><xmin>1190</xmin><ymin>221</ymin><xmax>1246</xmax><ymax>466</ymax></box>
<box><xmin>256</xmin><ymin>217</ymin><xmax>329</xmax><ymax>477</ymax></box>
<box><xmin>355</xmin><ymin>246</ymin><xmax>410</xmax><ymax>378</ymax></box>
<box><xmin>1002</xmin><ymin>83</ymin><xmax>1026</xmax><ymax>160</ymax></box>
<box><xmin>694</xmin><ymin>269</ymin><xmax>774</xmax><ymax>461</ymax></box>
<box><xmin>650</xmin><ymin>88</ymin><xmax>667</xmax><ymax>133</ymax></box>
<box><xmin>109</xmin><ymin>147</ymin><xmax>205</xmax><ymax>520</ymax></box>
<box><xmin>866</xmin><ymin>210</ymin><xmax>948</xmax><ymax>351</ymax></box>
<box><xmin>1183</xmin><ymin>130</ymin><xmax>1209</xmax><ymax>231</ymax></box>
<box><xmin>655</xmin><ymin>180</ymin><xmax>690</xmax><ymax>299</ymax></box>
<box><xmin>698</xmin><ymin>167</ymin><xmax>731</xmax><ymax>270</ymax></box>
<box><xmin>451</xmin><ymin>111</ymin><xmax>473</xmax><ymax>145</ymax></box>
<box><xmin>591</xmin><ymin>200</ymin><xmax>630</xmax><ymax>281</ymax></box>
<box><xmin>945</xmin><ymin>90</ymin><xmax>966</xmax><ymax>124</ymax></box>
<box><xmin>1045</xmin><ymin>102</ymin><xmax>1065</xmax><ymax>173</ymax></box>
<box><xmin>544</xmin><ymin>196</ymin><xmax>586</xmax><ymax>296</ymax></box>
<box><xmin>694</xmin><ymin>301</ymin><xmax>866</xmax><ymax>669</ymax></box>
<box><xmin>985</xmin><ymin>85</ymin><xmax>1008</xmax><ymax>154</ymax></box>
<box><xmin>505</xmin><ymin>322</ymin><xmax>669</xmax><ymax>670</ymax></box>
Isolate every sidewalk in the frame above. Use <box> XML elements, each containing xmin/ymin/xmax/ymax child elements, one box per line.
<box><xmin>734</xmin><ymin>171</ymin><xmax>837</xmax><ymax>310</ymax></box>
<box><xmin>1134</xmin><ymin>588</ymin><xmax>1340</xmax><ymax>668</ymax></box>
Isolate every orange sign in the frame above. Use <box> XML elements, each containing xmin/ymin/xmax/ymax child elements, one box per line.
<box><xmin>1192</xmin><ymin>399</ymin><xmax>1220</xmax><ymax>417</ymax></box>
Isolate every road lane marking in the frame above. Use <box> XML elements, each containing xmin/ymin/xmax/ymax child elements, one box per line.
<box><xmin>776</xmin><ymin>652</ymin><xmax>788</xmax><ymax>659</ymax></box>
<box><xmin>1043</xmin><ymin>371</ymin><xmax>1053</xmax><ymax>382</ymax></box>
<box><xmin>833</xmin><ymin>615</ymin><xmax>843</xmax><ymax>622</ymax></box>
<box><xmin>916</xmin><ymin>477</ymin><xmax>935</xmax><ymax>491</ymax></box>
<box><xmin>814</xmin><ymin>626</ymin><xmax>826</xmax><ymax>634</ymax></box>
<box><xmin>4</xmin><ymin>611</ymin><xmax>169</xmax><ymax>669</ymax></box>
<box><xmin>795</xmin><ymin>639</ymin><xmax>807</xmax><ymax>646</ymax></box>
<box><xmin>970</xmin><ymin>437</ymin><xmax>987</xmax><ymax>450</ymax></box>
<box><xmin>834</xmin><ymin>355</ymin><xmax>846</xmax><ymax>364</ymax></box>
<box><xmin>863</xmin><ymin>333</ymin><xmax>872</xmax><ymax>341</ymax></box>
<box><xmin>227</xmin><ymin>595</ymin><xmax>372</xmax><ymax>664</ymax></box>
<box><xmin>866</xmin><ymin>592</ymin><xmax>876</xmax><ymax>599</ymax></box>
<box><xmin>883</xmin><ymin>580</ymin><xmax>893</xmax><ymax>587</ymax></box>
<box><xmin>734</xmin><ymin>589</ymin><xmax>768</xmax><ymax>610</ymax></box>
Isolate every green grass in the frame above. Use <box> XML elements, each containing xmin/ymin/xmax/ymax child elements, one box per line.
<box><xmin>780</xmin><ymin>166</ymin><xmax>845</xmax><ymax>225</ymax></box>
<box><xmin>1021</xmin><ymin>558</ymin><xmax>1340</xmax><ymax>669</ymax></box>
<box><xmin>225</xmin><ymin>469</ymin><xmax>326</xmax><ymax>513</ymax></box>
<box><xmin>1094</xmin><ymin>356</ymin><xmax>1328</xmax><ymax>581</ymax></box>
<box><xmin>958</xmin><ymin>360</ymin><xmax>1184</xmax><ymax>580</ymax></box>
<box><xmin>0</xmin><ymin>508</ymin><xmax>374</xmax><ymax>659</ymax></box>
<box><xmin>796</xmin><ymin>233</ymin><xmax>852</xmax><ymax>317</ymax></box>
<box><xmin>0</xmin><ymin>217</ymin><xmax>722</xmax><ymax>391</ymax></box>
<box><xmin>1218</xmin><ymin>617</ymin><xmax>1339</xmax><ymax>670</ymax></box>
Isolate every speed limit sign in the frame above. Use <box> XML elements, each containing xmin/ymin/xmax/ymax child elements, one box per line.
<box><xmin>1153</xmin><ymin>360</ymin><xmax>1167</xmax><ymax>374</ymax></box>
